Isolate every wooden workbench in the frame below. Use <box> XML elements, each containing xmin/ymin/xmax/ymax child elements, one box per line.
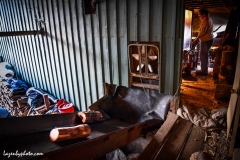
<box><xmin>0</xmin><ymin>112</ymin><xmax>162</xmax><ymax>160</ymax></box>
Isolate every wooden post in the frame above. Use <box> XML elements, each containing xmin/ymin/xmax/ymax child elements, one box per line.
<box><xmin>43</xmin><ymin>94</ymin><xmax>50</xmax><ymax>110</ymax></box>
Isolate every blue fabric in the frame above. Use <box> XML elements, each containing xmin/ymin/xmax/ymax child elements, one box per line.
<box><xmin>6</xmin><ymin>78</ymin><xmax>29</xmax><ymax>91</ymax></box>
<box><xmin>27</xmin><ymin>90</ymin><xmax>44</xmax><ymax>109</ymax></box>
<box><xmin>0</xmin><ymin>108</ymin><xmax>11</xmax><ymax>118</ymax></box>
<box><xmin>46</xmin><ymin>106</ymin><xmax>60</xmax><ymax>114</ymax></box>
<box><xmin>5</xmin><ymin>64</ymin><xmax>15</xmax><ymax>72</ymax></box>
<box><xmin>26</xmin><ymin>87</ymin><xmax>58</xmax><ymax>104</ymax></box>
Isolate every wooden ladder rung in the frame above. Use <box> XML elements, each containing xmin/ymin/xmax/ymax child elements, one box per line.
<box><xmin>131</xmin><ymin>82</ymin><xmax>159</xmax><ymax>90</ymax></box>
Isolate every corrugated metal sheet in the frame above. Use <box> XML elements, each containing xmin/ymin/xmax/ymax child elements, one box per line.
<box><xmin>0</xmin><ymin>0</ymin><xmax>185</xmax><ymax>111</ymax></box>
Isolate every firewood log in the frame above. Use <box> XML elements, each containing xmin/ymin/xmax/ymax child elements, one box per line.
<box><xmin>77</xmin><ymin>110</ymin><xmax>104</xmax><ymax>123</ymax></box>
<box><xmin>49</xmin><ymin>124</ymin><xmax>91</xmax><ymax>142</ymax></box>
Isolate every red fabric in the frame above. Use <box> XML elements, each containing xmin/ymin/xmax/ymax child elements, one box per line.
<box><xmin>56</xmin><ymin>99</ymin><xmax>74</xmax><ymax>113</ymax></box>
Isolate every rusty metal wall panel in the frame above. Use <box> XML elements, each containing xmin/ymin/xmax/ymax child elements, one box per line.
<box><xmin>0</xmin><ymin>0</ymin><xmax>185</xmax><ymax>111</ymax></box>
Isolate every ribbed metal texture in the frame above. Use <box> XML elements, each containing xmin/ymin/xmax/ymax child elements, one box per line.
<box><xmin>0</xmin><ymin>0</ymin><xmax>184</xmax><ymax>111</ymax></box>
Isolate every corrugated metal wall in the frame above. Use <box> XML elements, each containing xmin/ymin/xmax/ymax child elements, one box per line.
<box><xmin>0</xmin><ymin>0</ymin><xmax>185</xmax><ymax>111</ymax></box>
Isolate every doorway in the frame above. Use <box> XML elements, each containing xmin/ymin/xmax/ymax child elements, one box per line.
<box><xmin>180</xmin><ymin>7</ymin><xmax>238</xmax><ymax>112</ymax></box>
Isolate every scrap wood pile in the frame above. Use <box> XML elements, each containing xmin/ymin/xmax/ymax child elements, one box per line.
<box><xmin>0</xmin><ymin>62</ymin><xmax>26</xmax><ymax>116</ymax></box>
<box><xmin>0</xmin><ymin>61</ymin><xmax>75</xmax><ymax>117</ymax></box>
<box><xmin>0</xmin><ymin>79</ymin><xmax>27</xmax><ymax>116</ymax></box>
<box><xmin>190</xmin><ymin>129</ymin><xmax>231</xmax><ymax>160</ymax></box>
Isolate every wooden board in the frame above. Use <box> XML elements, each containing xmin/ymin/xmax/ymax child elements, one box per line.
<box><xmin>138</xmin><ymin>113</ymin><xmax>179</xmax><ymax>160</ymax></box>
<box><xmin>155</xmin><ymin>118</ymin><xmax>193</xmax><ymax>160</ymax></box>
<box><xmin>139</xmin><ymin>114</ymin><xmax>205</xmax><ymax>160</ymax></box>
<box><xmin>0</xmin><ymin>113</ymin><xmax>79</xmax><ymax>137</ymax></box>
<box><xmin>17</xmin><ymin>97</ymin><xmax>28</xmax><ymax>108</ymax></box>
<box><xmin>0</xmin><ymin>119</ymin><xmax>146</xmax><ymax>160</ymax></box>
<box><xmin>178</xmin><ymin>125</ymin><xmax>205</xmax><ymax>160</ymax></box>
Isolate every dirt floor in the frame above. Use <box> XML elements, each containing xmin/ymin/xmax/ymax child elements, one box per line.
<box><xmin>180</xmin><ymin>67</ymin><xmax>229</xmax><ymax>111</ymax></box>
<box><xmin>179</xmin><ymin>68</ymin><xmax>232</xmax><ymax>160</ymax></box>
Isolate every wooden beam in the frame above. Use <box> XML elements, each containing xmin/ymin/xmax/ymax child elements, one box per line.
<box><xmin>43</xmin><ymin>94</ymin><xmax>50</xmax><ymax>110</ymax></box>
<box><xmin>0</xmin><ymin>119</ymin><xmax>146</xmax><ymax>160</ymax></box>
<box><xmin>138</xmin><ymin>113</ymin><xmax>179</xmax><ymax>160</ymax></box>
<box><xmin>41</xmin><ymin>120</ymin><xmax>146</xmax><ymax>160</ymax></box>
<box><xmin>228</xmin><ymin>96</ymin><xmax>240</xmax><ymax>157</ymax></box>
<box><xmin>0</xmin><ymin>113</ymin><xmax>79</xmax><ymax>137</ymax></box>
<box><xmin>155</xmin><ymin>119</ymin><xmax>193</xmax><ymax>159</ymax></box>
<box><xmin>178</xmin><ymin>125</ymin><xmax>205</xmax><ymax>159</ymax></box>
<box><xmin>0</xmin><ymin>30</ymin><xmax>45</xmax><ymax>37</ymax></box>
<box><xmin>131</xmin><ymin>82</ymin><xmax>159</xmax><ymax>90</ymax></box>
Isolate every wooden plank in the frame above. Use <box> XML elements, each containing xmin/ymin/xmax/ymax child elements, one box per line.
<box><xmin>44</xmin><ymin>120</ymin><xmax>145</xmax><ymax>160</ymax></box>
<box><xmin>170</xmin><ymin>95</ymin><xmax>179</xmax><ymax>113</ymax></box>
<box><xmin>131</xmin><ymin>82</ymin><xmax>159</xmax><ymax>90</ymax></box>
<box><xmin>228</xmin><ymin>96</ymin><xmax>240</xmax><ymax>157</ymax></box>
<box><xmin>138</xmin><ymin>113</ymin><xmax>179</xmax><ymax>160</ymax></box>
<box><xmin>155</xmin><ymin>118</ymin><xmax>193</xmax><ymax>160</ymax></box>
<box><xmin>0</xmin><ymin>119</ymin><xmax>145</xmax><ymax>160</ymax></box>
<box><xmin>43</xmin><ymin>94</ymin><xmax>50</xmax><ymax>110</ymax></box>
<box><xmin>227</xmin><ymin>33</ymin><xmax>240</xmax><ymax>136</ymax></box>
<box><xmin>233</xmin><ymin>148</ymin><xmax>240</xmax><ymax>160</ymax></box>
<box><xmin>178</xmin><ymin>125</ymin><xmax>205</xmax><ymax>160</ymax></box>
<box><xmin>0</xmin><ymin>113</ymin><xmax>78</xmax><ymax>137</ymax></box>
<box><xmin>0</xmin><ymin>30</ymin><xmax>45</xmax><ymax>37</ymax></box>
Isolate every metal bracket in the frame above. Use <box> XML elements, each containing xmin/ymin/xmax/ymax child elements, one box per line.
<box><xmin>231</xmin><ymin>88</ymin><xmax>240</xmax><ymax>95</ymax></box>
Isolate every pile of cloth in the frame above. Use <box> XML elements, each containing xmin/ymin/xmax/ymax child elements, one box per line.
<box><xmin>177</xmin><ymin>105</ymin><xmax>227</xmax><ymax>129</ymax></box>
<box><xmin>26</xmin><ymin>87</ymin><xmax>74</xmax><ymax>115</ymax></box>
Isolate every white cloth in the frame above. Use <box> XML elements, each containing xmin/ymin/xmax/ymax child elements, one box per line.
<box><xmin>0</xmin><ymin>62</ymin><xmax>14</xmax><ymax>80</ymax></box>
<box><xmin>177</xmin><ymin>105</ymin><xmax>227</xmax><ymax>129</ymax></box>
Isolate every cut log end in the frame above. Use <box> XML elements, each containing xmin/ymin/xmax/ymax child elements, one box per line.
<box><xmin>49</xmin><ymin>124</ymin><xmax>91</xmax><ymax>142</ymax></box>
<box><xmin>50</xmin><ymin>128</ymin><xmax>60</xmax><ymax>142</ymax></box>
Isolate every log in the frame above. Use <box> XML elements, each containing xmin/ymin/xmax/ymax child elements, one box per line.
<box><xmin>49</xmin><ymin>124</ymin><xmax>91</xmax><ymax>142</ymax></box>
<box><xmin>77</xmin><ymin>110</ymin><xmax>104</xmax><ymax>123</ymax></box>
